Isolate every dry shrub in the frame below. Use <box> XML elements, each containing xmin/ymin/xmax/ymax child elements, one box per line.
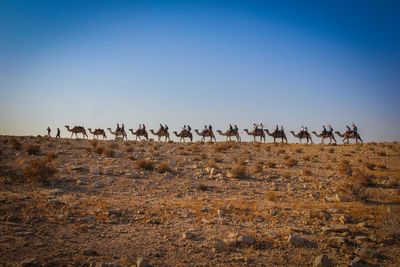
<box><xmin>45</xmin><ymin>152</ymin><xmax>57</xmax><ymax>161</ymax></box>
<box><xmin>328</xmin><ymin>148</ymin><xmax>335</xmax><ymax>153</ymax></box>
<box><xmin>231</xmin><ymin>165</ymin><xmax>247</xmax><ymax>179</ymax></box>
<box><xmin>152</xmin><ymin>151</ymin><xmax>160</xmax><ymax>157</ymax></box>
<box><xmin>338</xmin><ymin>160</ymin><xmax>352</xmax><ymax>176</ymax></box>
<box><xmin>352</xmin><ymin>168</ymin><xmax>374</xmax><ymax>186</ymax></box>
<box><xmin>253</xmin><ymin>162</ymin><xmax>264</xmax><ymax>173</ymax></box>
<box><xmin>324</xmin><ymin>164</ymin><xmax>332</xmax><ymax>170</ymax></box>
<box><xmin>197</xmin><ymin>183</ymin><xmax>212</xmax><ymax>191</ymax></box>
<box><xmin>303</xmin><ymin>155</ymin><xmax>310</xmax><ymax>161</ymax></box>
<box><xmin>135</xmin><ymin>159</ymin><xmax>154</xmax><ymax>171</ymax></box>
<box><xmin>199</xmin><ymin>152</ymin><xmax>207</xmax><ymax>160</ymax></box>
<box><xmin>302</xmin><ymin>169</ymin><xmax>312</xmax><ymax>176</ymax></box>
<box><xmin>127</xmin><ymin>155</ymin><xmax>136</xmax><ymax>161</ymax></box>
<box><xmin>124</xmin><ymin>146</ymin><xmax>134</xmax><ymax>153</ymax></box>
<box><xmin>23</xmin><ymin>159</ymin><xmax>57</xmax><ymax>185</ymax></box>
<box><xmin>377</xmin><ymin>164</ymin><xmax>387</xmax><ymax>170</ymax></box>
<box><xmin>10</xmin><ymin>139</ymin><xmax>21</xmax><ymax>150</ymax></box>
<box><xmin>102</xmin><ymin>148</ymin><xmax>115</xmax><ymax>157</ymax></box>
<box><xmin>277</xmin><ymin>149</ymin><xmax>285</xmax><ymax>155</ymax></box>
<box><xmin>214</xmin><ymin>142</ymin><xmax>234</xmax><ymax>153</ymax></box>
<box><xmin>109</xmin><ymin>142</ymin><xmax>119</xmax><ymax>149</ymax></box>
<box><xmin>157</xmin><ymin>161</ymin><xmax>171</xmax><ymax>173</ymax></box>
<box><xmin>24</xmin><ymin>144</ymin><xmax>41</xmax><ymax>155</ymax></box>
<box><xmin>377</xmin><ymin>151</ymin><xmax>387</xmax><ymax>157</ymax></box>
<box><xmin>266</xmin><ymin>162</ymin><xmax>276</xmax><ymax>168</ymax></box>
<box><xmin>282</xmin><ymin>172</ymin><xmax>291</xmax><ymax>179</ymax></box>
<box><xmin>94</xmin><ymin>146</ymin><xmax>104</xmax><ymax>154</ymax></box>
<box><xmin>89</xmin><ymin>140</ymin><xmax>98</xmax><ymax>148</ymax></box>
<box><xmin>364</xmin><ymin>162</ymin><xmax>376</xmax><ymax>170</ymax></box>
<box><xmin>212</xmin><ymin>155</ymin><xmax>223</xmax><ymax>163</ymax></box>
<box><xmin>283</xmin><ymin>155</ymin><xmax>290</xmax><ymax>160</ymax></box>
<box><xmin>266</xmin><ymin>191</ymin><xmax>279</xmax><ymax>201</ymax></box>
<box><xmin>124</xmin><ymin>141</ymin><xmax>131</xmax><ymax>146</ymax></box>
<box><xmin>264</xmin><ymin>145</ymin><xmax>271</xmax><ymax>152</ymax></box>
<box><xmin>295</xmin><ymin>147</ymin><xmax>303</xmax><ymax>153</ymax></box>
<box><xmin>284</xmin><ymin>158</ymin><xmax>297</xmax><ymax>167</ymax></box>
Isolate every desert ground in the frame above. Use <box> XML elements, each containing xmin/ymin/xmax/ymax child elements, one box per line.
<box><xmin>0</xmin><ymin>135</ymin><xmax>399</xmax><ymax>266</ymax></box>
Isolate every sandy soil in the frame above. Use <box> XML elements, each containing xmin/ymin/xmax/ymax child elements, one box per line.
<box><xmin>0</xmin><ymin>136</ymin><xmax>399</xmax><ymax>266</ymax></box>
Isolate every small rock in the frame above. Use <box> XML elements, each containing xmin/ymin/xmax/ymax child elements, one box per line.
<box><xmin>238</xmin><ymin>235</ymin><xmax>255</xmax><ymax>246</ymax></box>
<box><xmin>182</xmin><ymin>232</ymin><xmax>194</xmax><ymax>240</ymax></box>
<box><xmin>82</xmin><ymin>248</ymin><xmax>97</xmax><ymax>256</ymax></box>
<box><xmin>224</xmin><ymin>237</ymin><xmax>237</xmax><ymax>247</ymax></box>
<box><xmin>266</xmin><ymin>232</ymin><xmax>279</xmax><ymax>239</ymax></box>
<box><xmin>288</xmin><ymin>234</ymin><xmax>308</xmax><ymax>247</ymax></box>
<box><xmin>92</xmin><ymin>181</ymin><xmax>103</xmax><ymax>188</ymax></box>
<box><xmin>355</xmin><ymin>236</ymin><xmax>369</xmax><ymax>243</ymax></box>
<box><xmin>136</xmin><ymin>257</ymin><xmax>149</xmax><ymax>267</ymax></box>
<box><xmin>339</xmin><ymin>214</ymin><xmax>352</xmax><ymax>224</ymax></box>
<box><xmin>327</xmin><ymin>208</ymin><xmax>340</xmax><ymax>214</ymax></box>
<box><xmin>329</xmin><ymin>236</ymin><xmax>347</xmax><ymax>245</ymax></box>
<box><xmin>349</xmin><ymin>257</ymin><xmax>368</xmax><ymax>267</ymax></box>
<box><xmin>356</xmin><ymin>248</ymin><xmax>380</xmax><ymax>259</ymax></box>
<box><xmin>321</xmin><ymin>226</ymin><xmax>331</xmax><ymax>233</ymax></box>
<box><xmin>105</xmin><ymin>178</ymin><xmax>114</xmax><ymax>184</ymax></box>
<box><xmin>228</xmin><ymin>232</ymin><xmax>239</xmax><ymax>239</ymax></box>
<box><xmin>331</xmin><ymin>224</ymin><xmax>349</xmax><ymax>232</ymax></box>
<box><xmin>270</xmin><ymin>209</ymin><xmax>277</xmax><ymax>216</ymax></box>
<box><xmin>50</xmin><ymin>188</ymin><xmax>64</xmax><ymax>195</ymax></box>
<box><xmin>212</xmin><ymin>240</ymin><xmax>228</xmax><ymax>252</ymax></box>
<box><xmin>21</xmin><ymin>257</ymin><xmax>37</xmax><ymax>267</ymax></box>
<box><xmin>108</xmin><ymin>209</ymin><xmax>122</xmax><ymax>217</ymax></box>
<box><xmin>313</xmin><ymin>254</ymin><xmax>330</xmax><ymax>267</ymax></box>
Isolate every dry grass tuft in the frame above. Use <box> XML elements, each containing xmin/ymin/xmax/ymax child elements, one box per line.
<box><xmin>295</xmin><ymin>147</ymin><xmax>303</xmax><ymax>153</ymax></box>
<box><xmin>377</xmin><ymin>151</ymin><xmax>387</xmax><ymax>157</ymax></box>
<box><xmin>45</xmin><ymin>152</ymin><xmax>57</xmax><ymax>161</ymax></box>
<box><xmin>24</xmin><ymin>144</ymin><xmax>41</xmax><ymax>155</ymax></box>
<box><xmin>302</xmin><ymin>169</ymin><xmax>312</xmax><ymax>176</ymax></box>
<box><xmin>266</xmin><ymin>162</ymin><xmax>276</xmax><ymax>168</ymax></box>
<box><xmin>214</xmin><ymin>142</ymin><xmax>234</xmax><ymax>153</ymax></box>
<box><xmin>364</xmin><ymin>162</ymin><xmax>376</xmax><ymax>170</ymax></box>
<box><xmin>230</xmin><ymin>165</ymin><xmax>247</xmax><ymax>179</ymax></box>
<box><xmin>123</xmin><ymin>146</ymin><xmax>134</xmax><ymax>153</ymax></box>
<box><xmin>94</xmin><ymin>146</ymin><xmax>104</xmax><ymax>155</ymax></box>
<box><xmin>266</xmin><ymin>191</ymin><xmax>280</xmax><ymax>201</ymax></box>
<box><xmin>352</xmin><ymin>168</ymin><xmax>375</xmax><ymax>186</ymax></box>
<box><xmin>89</xmin><ymin>140</ymin><xmax>98</xmax><ymax>148</ymax></box>
<box><xmin>157</xmin><ymin>161</ymin><xmax>171</xmax><ymax>173</ymax></box>
<box><xmin>10</xmin><ymin>139</ymin><xmax>22</xmax><ymax>150</ymax></box>
<box><xmin>284</xmin><ymin>158</ymin><xmax>297</xmax><ymax>167</ymax></box>
<box><xmin>338</xmin><ymin>159</ymin><xmax>352</xmax><ymax>176</ymax></box>
<box><xmin>328</xmin><ymin>148</ymin><xmax>335</xmax><ymax>153</ymax></box>
<box><xmin>102</xmin><ymin>148</ymin><xmax>115</xmax><ymax>157</ymax></box>
<box><xmin>303</xmin><ymin>155</ymin><xmax>311</xmax><ymax>161</ymax></box>
<box><xmin>277</xmin><ymin>149</ymin><xmax>285</xmax><ymax>155</ymax></box>
<box><xmin>135</xmin><ymin>159</ymin><xmax>154</xmax><ymax>171</ymax></box>
<box><xmin>23</xmin><ymin>159</ymin><xmax>57</xmax><ymax>185</ymax></box>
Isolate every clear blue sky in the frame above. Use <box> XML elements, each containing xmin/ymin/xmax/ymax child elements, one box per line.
<box><xmin>1</xmin><ymin>0</ymin><xmax>399</xmax><ymax>141</ymax></box>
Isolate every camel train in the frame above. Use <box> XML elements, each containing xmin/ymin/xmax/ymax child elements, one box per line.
<box><xmin>62</xmin><ymin>124</ymin><xmax>362</xmax><ymax>144</ymax></box>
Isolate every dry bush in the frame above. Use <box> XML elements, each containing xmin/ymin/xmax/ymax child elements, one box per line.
<box><xmin>253</xmin><ymin>162</ymin><xmax>264</xmax><ymax>174</ymax></box>
<box><xmin>196</xmin><ymin>183</ymin><xmax>212</xmax><ymax>191</ymax></box>
<box><xmin>127</xmin><ymin>155</ymin><xmax>136</xmax><ymax>161</ymax></box>
<box><xmin>24</xmin><ymin>144</ymin><xmax>41</xmax><ymax>155</ymax></box>
<box><xmin>338</xmin><ymin>159</ymin><xmax>352</xmax><ymax>176</ymax></box>
<box><xmin>109</xmin><ymin>142</ymin><xmax>119</xmax><ymax>149</ymax></box>
<box><xmin>319</xmin><ymin>147</ymin><xmax>324</xmax><ymax>151</ymax></box>
<box><xmin>324</xmin><ymin>164</ymin><xmax>332</xmax><ymax>170</ymax></box>
<box><xmin>231</xmin><ymin>165</ymin><xmax>247</xmax><ymax>179</ymax></box>
<box><xmin>211</xmin><ymin>155</ymin><xmax>223</xmax><ymax>163</ymax></box>
<box><xmin>199</xmin><ymin>152</ymin><xmax>207</xmax><ymax>160</ymax></box>
<box><xmin>124</xmin><ymin>141</ymin><xmax>131</xmax><ymax>146</ymax></box>
<box><xmin>284</xmin><ymin>158</ymin><xmax>297</xmax><ymax>167</ymax></box>
<box><xmin>214</xmin><ymin>142</ymin><xmax>234</xmax><ymax>153</ymax></box>
<box><xmin>157</xmin><ymin>161</ymin><xmax>171</xmax><ymax>173</ymax></box>
<box><xmin>23</xmin><ymin>159</ymin><xmax>57</xmax><ymax>185</ymax></box>
<box><xmin>102</xmin><ymin>148</ymin><xmax>115</xmax><ymax>157</ymax></box>
<box><xmin>266</xmin><ymin>162</ymin><xmax>276</xmax><ymax>168</ymax></box>
<box><xmin>295</xmin><ymin>147</ymin><xmax>303</xmax><ymax>153</ymax></box>
<box><xmin>207</xmin><ymin>161</ymin><xmax>218</xmax><ymax>169</ymax></box>
<box><xmin>364</xmin><ymin>162</ymin><xmax>376</xmax><ymax>170</ymax></box>
<box><xmin>283</xmin><ymin>155</ymin><xmax>290</xmax><ymax>160</ymax></box>
<box><xmin>266</xmin><ymin>191</ymin><xmax>279</xmax><ymax>201</ymax></box>
<box><xmin>264</xmin><ymin>145</ymin><xmax>271</xmax><ymax>152</ymax></box>
<box><xmin>377</xmin><ymin>164</ymin><xmax>387</xmax><ymax>170</ymax></box>
<box><xmin>10</xmin><ymin>139</ymin><xmax>21</xmax><ymax>150</ymax></box>
<box><xmin>135</xmin><ymin>159</ymin><xmax>154</xmax><ymax>171</ymax></box>
<box><xmin>94</xmin><ymin>146</ymin><xmax>104</xmax><ymax>154</ymax></box>
<box><xmin>303</xmin><ymin>155</ymin><xmax>310</xmax><ymax>161</ymax></box>
<box><xmin>377</xmin><ymin>151</ymin><xmax>387</xmax><ymax>157</ymax></box>
<box><xmin>123</xmin><ymin>146</ymin><xmax>134</xmax><ymax>153</ymax></box>
<box><xmin>328</xmin><ymin>148</ymin><xmax>334</xmax><ymax>153</ymax></box>
<box><xmin>277</xmin><ymin>149</ymin><xmax>285</xmax><ymax>155</ymax></box>
<box><xmin>352</xmin><ymin>168</ymin><xmax>374</xmax><ymax>186</ymax></box>
<box><xmin>302</xmin><ymin>169</ymin><xmax>312</xmax><ymax>176</ymax></box>
<box><xmin>282</xmin><ymin>172</ymin><xmax>291</xmax><ymax>179</ymax></box>
<box><xmin>152</xmin><ymin>151</ymin><xmax>160</xmax><ymax>157</ymax></box>
<box><xmin>89</xmin><ymin>140</ymin><xmax>98</xmax><ymax>148</ymax></box>
<box><xmin>45</xmin><ymin>152</ymin><xmax>57</xmax><ymax>161</ymax></box>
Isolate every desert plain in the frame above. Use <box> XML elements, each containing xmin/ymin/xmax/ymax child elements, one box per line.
<box><xmin>0</xmin><ymin>135</ymin><xmax>399</xmax><ymax>266</ymax></box>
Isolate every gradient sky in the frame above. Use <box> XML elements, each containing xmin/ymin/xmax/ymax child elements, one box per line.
<box><xmin>1</xmin><ymin>0</ymin><xmax>399</xmax><ymax>142</ymax></box>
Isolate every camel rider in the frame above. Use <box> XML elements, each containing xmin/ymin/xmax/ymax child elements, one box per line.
<box><xmin>143</xmin><ymin>124</ymin><xmax>146</xmax><ymax>132</ymax></box>
<box><xmin>117</xmin><ymin>123</ymin><xmax>120</xmax><ymax>132</ymax></box>
<box><xmin>260</xmin><ymin>123</ymin><xmax>264</xmax><ymax>130</ymax></box>
<box><xmin>182</xmin><ymin>125</ymin><xmax>186</xmax><ymax>132</ymax></box>
<box><xmin>121</xmin><ymin>123</ymin><xmax>125</xmax><ymax>132</ymax></box>
<box><xmin>346</xmin><ymin>125</ymin><xmax>351</xmax><ymax>134</ymax></box>
<box><xmin>300</xmin><ymin>126</ymin><xmax>304</xmax><ymax>135</ymax></box>
<box><xmin>209</xmin><ymin>125</ymin><xmax>213</xmax><ymax>134</ymax></box>
<box><xmin>280</xmin><ymin>125</ymin><xmax>284</xmax><ymax>133</ymax></box>
<box><xmin>164</xmin><ymin>124</ymin><xmax>168</xmax><ymax>131</ymax></box>
<box><xmin>252</xmin><ymin>123</ymin><xmax>258</xmax><ymax>134</ymax></box>
<box><xmin>322</xmin><ymin>125</ymin><xmax>327</xmax><ymax>134</ymax></box>
<box><xmin>204</xmin><ymin>125</ymin><xmax>208</xmax><ymax>134</ymax></box>
<box><xmin>275</xmin><ymin>125</ymin><xmax>279</xmax><ymax>133</ymax></box>
<box><xmin>47</xmin><ymin>127</ymin><xmax>51</xmax><ymax>137</ymax></box>
<box><xmin>187</xmin><ymin>125</ymin><xmax>191</xmax><ymax>132</ymax></box>
<box><xmin>328</xmin><ymin>125</ymin><xmax>333</xmax><ymax>134</ymax></box>
<box><xmin>352</xmin><ymin>123</ymin><xmax>357</xmax><ymax>134</ymax></box>
<box><xmin>160</xmin><ymin>124</ymin><xmax>164</xmax><ymax>131</ymax></box>
<box><xmin>304</xmin><ymin>127</ymin><xmax>308</xmax><ymax>133</ymax></box>
<box><xmin>229</xmin><ymin>124</ymin><xmax>233</xmax><ymax>134</ymax></box>
<box><xmin>234</xmin><ymin>125</ymin><xmax>238</xmax><ymax>133</ymax></box>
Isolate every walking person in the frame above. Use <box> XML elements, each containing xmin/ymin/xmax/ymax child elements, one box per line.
<box><xmin>56</xmin><ymin>128</ymin><xmax>61</xmax><ymax>138</ymax></box>
<box><xmin>47</xmin><ymin>127</ymin><xmax>51</xmax><ymax>137</ymax></box>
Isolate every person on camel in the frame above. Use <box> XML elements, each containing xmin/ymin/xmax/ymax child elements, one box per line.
<box><xmin>229</xmin><ymin>124</ymin><xmax>233</xmax><ymax>134</ymax></box>
<box><xmin>328</xmin><ymin>124</ymin><xmax>333</xmax><ymax>134</ymax></box>
<box><xmin>352</xmin><ymin>123</ymin><xmax>358</xmax><ymax>134</ymax></box>
<box><xmin>346</xmin><ymin>125</ymin><xmax>351</xmax><ymax>134</ymax></box>
<box><xmin>300</xmin><ymin>126</ymin><xmax>304</xmax><ymax>136</ymax></box>
<box><xmin>322</xmin><ymin>125</ymin><xmax>327</xmax><ymax>135</ymax></box>
<box><xmin>208</xmin><ymin>125</ymin><xmax>213</xmax><ymax>135</ymax></box>
<box><xmin>234</xmin><ymin>125</ymin><xmax>238</xmax><ymax>134</ymax></box>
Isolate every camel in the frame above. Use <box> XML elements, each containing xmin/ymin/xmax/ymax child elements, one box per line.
<box><xmin>107</xmin><ymin>128</ymin><xmax>127</xmax><ymax>140</ymax></box>
<box><xmin>194</xmin><ymin>129</ymin><xmax>216</xmax><ymax>142</ymax></box>
<box><xmin>129</xmin><ymin>129</ymin><xmax>148</xmax><ymax>140</ymax></box>
<box><xmin>335</xmin><ymin>131</ymin><xmax>363</xmax><ymax>144</ymax></box>
<box><xmin>265</xmin><ymin>129</ymin><xmax>288</xmax><ymax>143</ymax></box>
<box><xmin>173</xmin><ymin>130</ymin><xmax>193</xmax><ymax>142</ymax></box>
<box><xmin>150</xmin><ymin>129</ymin><xmax>170</xmax><ymax>142</ymax></box>
<box><xmin>243</xmin><ymin>129</ymin><xmax>266</xmax><ymax>142</ymax></box>
<box><xmin>311</xmin><ymin>131</ymin><xmax>336</xmax><ymax>144</ymax></box>
<box><xmin>290</xmin><ymin>131</ymin><xmax>313</xmax><ymax>144</ymax></box>
<box><xmin>88</xmin><ymin>128</ymin><xmax>107</xmax><ymax>140</ymax></box>
<box><xmin>216</xmin><ymin>129</ymin><xmax>241</xmax><ymax>142</ymax></box>
<box><xmin>65</xmin><ymin>125</ymin><xmax>88</xmax><ymax>139</ymax></box>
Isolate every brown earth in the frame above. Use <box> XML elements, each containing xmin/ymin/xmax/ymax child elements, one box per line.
<box><xmin>0</xmin><ymin>136</ymin><xmax>399</xmax><ymax>266</ymax></box>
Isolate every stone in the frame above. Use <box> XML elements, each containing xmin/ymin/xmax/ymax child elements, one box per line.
<box><xmin>182</xmin><ymin>232</ymin><xmax>194</xmax><ymax>240</ymax></box>
<box><xmin>136</xmin><ymin>257</ymin><xmax>150</xmax><ymax>267</ymax></box>
<box><xmin>339</xmin><ymin>214</ymin><xmax>351</xmax><ymax>224</ymax></box>
<box><xmin>50</xmin><ymin>188</ymin><xmax>64</xmax><ymax>195</ymax></box>
<box><xmin>349</xmin><ymin>257</ymin><xmax>368</xmax><ymax>267</ymax></box>
<box><xmin>356</xmin><ymin>248</ymin><xmax>380</xmax><ymax>259</ymax></box>
<box><xmin>224</xmin><ymin>237</ymin><xmax>237</xmax><ymax>247</ymax></box>
<box><xmin>331</xmin><ymin>224</ymin><xmax>349</xmax><ymax>232</ymax></box>
<box><xmin>21</xmin><ymin>257</ymin><xmax>37</xmax><ymax>267</ymax></box>
<box><xmin>270</xmin><ymin>209</ymin><xmax>277</xmax><ymax>216</ymax></box>
<box><xmin>327</xmin><ymin>208</ymin><xmax>340</xmax><ymax>214</ymax></box>
<box><xmin>266</xmin><ymin>232</ymin><xmax>279</xmax><ymax>239</ymax></box>
<box><xmin>212</xmin><ymin>240</ymin><xmax>228</xmax><ymax>252</ymax></box>
<box><xmin>82</xmin><ymin>248</ymin><xmax>97</xmax><ymax>256</ymax></box>
<box><xmin>288</xmin><ymin>234</ymin><xmax>308</xmax><ymax>247</ymax></box>
<box><xmin>108</xmin><ymin>209</ymin><xmax>122</xmax><ymax>217</ymax></box>
<box><xmin>313</xmin><ymin>254</ymin><xmax>330</xmax><ymax>267</ymax></box>
<box><xmin>355</xmin><ymin>236</ymin><xmax>369</xmax><ymax>243</ymax></box>
<box><xmin>321</xmin><ymin>226</ymin><xmax>332</xmax><ymax>233</ymax></box>
<box><xmin>228</xmin><ymin>232</ymin><xmax>239</xmax><ymax>239</ymax></box>
<box><xmin>329</xmin><ymin>236</ymin><xmax>347</xmax><ymax>245</ymax></box>
<box><xmin>92</xmin><ymin>181</ymin><xmax>103</xmax><ymax>188</ymax></box>
<box><xmin>238</xmin><ymin>235</ymin><xmax>255</xmax><ymax>246</ymax></box>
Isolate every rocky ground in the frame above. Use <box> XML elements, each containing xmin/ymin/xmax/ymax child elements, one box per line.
<box><xmin>0</xmin><ymin>135</ymin><xmax>399</xmax><ymax>266</ymax></box>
